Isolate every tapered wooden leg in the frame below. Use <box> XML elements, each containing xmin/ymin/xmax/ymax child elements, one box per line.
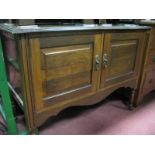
<box><xmin>121</xmin><ymin>88</ymin><xmax>135</xmax><ymax>111</ymax></box>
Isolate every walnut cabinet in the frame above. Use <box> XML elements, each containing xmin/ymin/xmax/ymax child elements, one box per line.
<box><xmin>0</xmin><ymin>24</ymin><xmax>149</xmax><ymax>133</ymax></box>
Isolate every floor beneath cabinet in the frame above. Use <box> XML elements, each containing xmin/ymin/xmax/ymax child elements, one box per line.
<box><xmin>1</xmin><ymin>92</ymin><xmax>155</xmax><ymax>135</ymax></box>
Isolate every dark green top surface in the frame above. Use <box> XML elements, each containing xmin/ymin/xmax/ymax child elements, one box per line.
<box><xmin>0</xmin><ymin>23</ymin><xmax>150</xmax><ymax>34</ymax></box>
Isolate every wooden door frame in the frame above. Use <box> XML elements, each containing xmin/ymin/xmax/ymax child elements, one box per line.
<box><xmin>99</xmin><ymin>32</ymin><xmax>144</xmax><ymax>90</ymax></box>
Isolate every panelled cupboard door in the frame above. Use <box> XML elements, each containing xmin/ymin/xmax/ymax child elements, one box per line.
<box><xmin>100</xmin><ymin>32</ymin><xmax>143</xmax><ymax>89</ymax></box>
<box><xmin>29</xmin><ymin>34</ymin><xmax>102</xmax><ymax>112</ymax></box>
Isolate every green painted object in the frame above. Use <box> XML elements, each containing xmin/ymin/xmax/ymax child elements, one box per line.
<box><xmin>0</xmin><ymin>37</ymin><xmax>39</xmax><ymax>135</ymax></box>
<box><xmin>0</xmin><ymin>37</ymin><xmax>18</xmax><ymax>134</ymax></box>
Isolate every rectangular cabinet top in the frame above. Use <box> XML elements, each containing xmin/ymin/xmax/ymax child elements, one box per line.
<box><xmin>0</xmin><ymin>23</ymin><xmax>150</xmax><ymax>34</ymax></box>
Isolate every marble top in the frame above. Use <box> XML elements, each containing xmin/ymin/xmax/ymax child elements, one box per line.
<box><xmin>0</xmin><ymin>23</ymin><xmax>150</xmax><ymax>34</ymax></box>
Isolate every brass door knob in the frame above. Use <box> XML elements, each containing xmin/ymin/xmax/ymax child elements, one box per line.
<box><xmin>95</xmin><ymin>55</ymin><xmax>100</xmax><ymax>71</ymax></box>
<box><xmin>103</xmin><ymin>53</ymin><xmax>108</xmax><ymax>68</ymax></box>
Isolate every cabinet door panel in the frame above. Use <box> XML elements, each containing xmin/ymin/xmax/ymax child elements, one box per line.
<box><xmin>29</xmin><ymin>34</ymin><xmax>101</xmax><ymax>112</ymax></box>
<box><xmin>41</xmin><ymin>44</ymin><xmax>93</xmax><ymax>97</ymax></box>
<box><xmin>100</xmin><ymin>32</ymin><xmax>143</xmax><ymax>88</ymax></box>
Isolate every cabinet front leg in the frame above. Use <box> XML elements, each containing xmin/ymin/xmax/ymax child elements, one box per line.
<box><xmin>128</xmin><ymin>88</ymin><xmax>136</xmax><ymax>110</ymax></box>
<box><xmin>122</xmin><ymin>88</ymin><xmax>136</xmax><ymax>111</ymax></box>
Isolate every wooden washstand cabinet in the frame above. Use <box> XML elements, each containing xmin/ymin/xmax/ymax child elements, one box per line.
<box><xmin>135</xmin><ymin>20</ymin><xmax>155</xmax><ymax>105</ymax></box>
<box><xmin>0</xmin><ymin>23</ymin><xmax>150</xmax><ymax>133</ymax></box>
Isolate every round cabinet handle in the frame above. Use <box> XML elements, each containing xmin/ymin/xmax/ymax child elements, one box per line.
<box><xmin>95</xmin><ymin>55</ymin><xmax>100</xmax><ymax>71</ymax></box>
<box><xmin>102</xmin><ymin>53</ymin><xmax>108</xmax><ymax>68</ymax></box>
